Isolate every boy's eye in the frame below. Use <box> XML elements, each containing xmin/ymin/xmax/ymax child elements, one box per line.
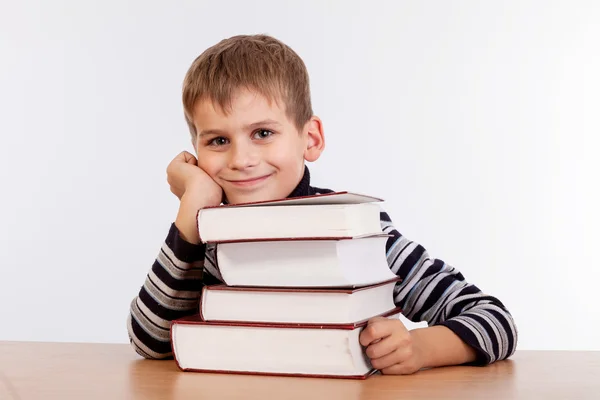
<box><xmin>208</xmin><ymin>137</ymin><xmax>229</xmax><ymax>146</ymax></box>
<box><xmin>253</xmin><ymin>129</ymin><xmax>274</xmax><ymax>139</ymax></box>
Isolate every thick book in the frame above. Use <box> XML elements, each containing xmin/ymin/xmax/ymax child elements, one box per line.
<box><xmin>170</xmin><ymin>308</ymin><xmax>401</xmax><ymax>379</ymax></box>
<box><xmin>215</xmin><ymin>235</ymin><xmax>396</xmax><ymax>287</ymax></box>
<box><xmin>200</xmin><ymin>277</ymin><xmax>401</xmax><ymax>324</ymax></box>
<box><xmin>196</xmin><ymin>191</ymin><xmax>384</xmax><ymax>243</ymax></box>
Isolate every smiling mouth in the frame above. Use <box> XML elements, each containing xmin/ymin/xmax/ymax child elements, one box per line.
<box><xmin>226</xmin><ymin>174</ymin><xmax>273</xmax><ymax>187</ymax></box>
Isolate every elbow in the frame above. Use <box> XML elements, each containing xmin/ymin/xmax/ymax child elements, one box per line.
<box><xmin>126</xmin><ymin>313</ymin><xmax>173</xmax><ymax>360</ymax></box>
<box><xmin>504</xmin><ymin>310</ymin><xmax>519</xmax><ymax>360</ymax></box>
<box><xmin>486</xmin><ymin>305</ymin><xmax>518</xmax><ymax>362</ymax></box>
<box><xmin>129</xmin><ymin>338</ymin><xmax>173</xmax><ymax>360</ymax></box>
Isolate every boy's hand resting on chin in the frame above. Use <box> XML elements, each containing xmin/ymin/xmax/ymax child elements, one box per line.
<box><xmin>166</xmin><ymin>151</ymin><xmax>223</xmax><ymax>244</ymax></box>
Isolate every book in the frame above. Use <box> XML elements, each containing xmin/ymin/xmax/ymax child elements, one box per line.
<box><xmin>170</xmin><ymin>308</ymin><xmax>401</xmax><ymax>379</ymax></box>
<box><xmin>215</xmin><ymin>235</ymin><xmax>396</xmax><ymax>287</ymax></box>
<box><xmin>200</xmin><ymin>277</ymin><xmax>401</xmax><ymax>324</ymax></box>
<box><xmin>196</xmin><ymin>191</ymin><xmax>384</xmax><ymax>243</ymax></box>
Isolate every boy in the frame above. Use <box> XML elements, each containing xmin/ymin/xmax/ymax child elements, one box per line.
<box><xmin>127</xmin><ymin>34</ymin><xmax>517</xmax><ymax>375</ymax></box>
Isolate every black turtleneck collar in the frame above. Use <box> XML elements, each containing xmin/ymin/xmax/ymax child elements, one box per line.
<box><xmin>222</xmin><ymin>165</ymin><xmax>315</xmax><ymax>205</ymax></box>
<box><xmin>287</xmin><ymin>165</ymin><xmax>312</xmax><ymax>198</ymax></box>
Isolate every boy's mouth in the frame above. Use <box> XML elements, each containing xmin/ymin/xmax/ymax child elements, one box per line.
<box><xmin>225</xmin><ymin>174</ymin><xmax>273</xmax><ymax>188</ymax></box>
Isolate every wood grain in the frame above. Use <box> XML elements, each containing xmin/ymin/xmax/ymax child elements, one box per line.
<box><xmin>0</xmin><ymin>341</ymin><xmax>599</xmax><ymax>399</ymax></box>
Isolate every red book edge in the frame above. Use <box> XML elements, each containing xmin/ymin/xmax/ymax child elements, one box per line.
<box><xmin>204</xmin><ymin>233</ymin><xmax>391</xmax><ymax>245</ymax></box>
<box><xmin>200</xmin><ymin>191</ymin><xmax>384</xmax><ymax>210</ymax></box>
<box><xmin>170</xmin><ymin>308</ymin><xmax>401</xmax><ymax>379</ymax></box>
<box><xmin>173</xmin><ymin>307</ymin><xmax>401</xmax><ymax>330</ymax></box>
<box><xmin>171</xmin><ymin>367</ymin><xmax>378</xmax><ymax>380</ymax></box>
<box><xmin>202</xmin><ymin>276</ymin><xmax>401</xmax><ymax>294</ymax></box>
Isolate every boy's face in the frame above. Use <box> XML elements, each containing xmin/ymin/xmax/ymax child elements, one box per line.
<box><xmin>191</xmin><ymin>89</ymin><xmax>324</xmax><ymax>205</ymax></box>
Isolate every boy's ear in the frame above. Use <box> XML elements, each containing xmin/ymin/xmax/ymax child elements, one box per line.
<box><xmin>304</xmin><ymin>116</ymin><xmax>325</xmax><ymax>162</ymax></box>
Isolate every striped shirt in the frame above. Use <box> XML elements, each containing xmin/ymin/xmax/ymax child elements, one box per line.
<box><xmin>127</xmin><ymin>167</ymin><xmax>517</xmax><ymax>364</ymax></box>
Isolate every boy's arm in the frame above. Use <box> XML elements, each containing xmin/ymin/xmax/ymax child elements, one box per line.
<box><xmin>127</xmin><ymin>151</ymin><xmax>223</xmax><ymax>359</ymax></box>
<box><xmin>126</xmin><ymin>222</ymin><xmax>206</xmax><ymax>359</ymax></box>
<box><xmin>381</xmin><ymin>211</ymin><xmax>517</xmax><ymax>366</ymax></box>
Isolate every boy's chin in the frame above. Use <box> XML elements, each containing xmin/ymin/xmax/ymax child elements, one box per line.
<box><xmin>224</xmin><ymin>190</ymin><xmax>286</xmax><ymax>205</ymax></box>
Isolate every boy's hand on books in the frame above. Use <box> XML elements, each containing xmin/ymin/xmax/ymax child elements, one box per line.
<box><xmin>360</xmin><ymin>317</ymin><xmax>424</xmax><ymax>375</ymax></box>
<box><xmin>167</xmin><ymin>151</ymin><xmax>222</xmax><ymax>205</ymax></box>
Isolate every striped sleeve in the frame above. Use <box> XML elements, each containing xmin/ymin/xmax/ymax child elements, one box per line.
<box><xmin>380</xmin><ymin>211</ymin><xmax>518</xmax><ymax>364</ymax></box>
<box><xmin>126</xmin><ymin>223</ymin><xmax>209</xmax><ymax>359</ymax></box>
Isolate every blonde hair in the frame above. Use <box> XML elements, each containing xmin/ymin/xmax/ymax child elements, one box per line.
<box><xmin>182</xmin><ymin>34</ymin><xmax>313</xmax><ymax>141</ymax></box>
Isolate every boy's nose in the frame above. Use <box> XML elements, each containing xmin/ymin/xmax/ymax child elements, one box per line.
<box><xmin>228</xmin><ymin>142</ymin><xmax>259</xmax><ymax>170</ymax></box>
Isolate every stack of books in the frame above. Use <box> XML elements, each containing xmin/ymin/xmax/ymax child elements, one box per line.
<box><xmin>169</xmin><ymin>192</ymin><xmax>401</xmax><ymax>379</ymax></box>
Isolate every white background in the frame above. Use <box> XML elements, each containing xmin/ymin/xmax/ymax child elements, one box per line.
<box><xmin>1</xmin><ymin>0</ymin><xmax>598</xmax><ymax>351</ymax></box>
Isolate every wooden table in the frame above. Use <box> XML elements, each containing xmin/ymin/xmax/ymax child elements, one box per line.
<box><xmin>0</xmin><ymin>341</ymin><xmax>598</xmax><ymax>399</ymax></box>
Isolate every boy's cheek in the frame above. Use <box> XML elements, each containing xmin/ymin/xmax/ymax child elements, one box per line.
<box><xmin>266</xmin><ymin>145</ymin><xmax>305</xmax><ymax>167</ymax></box>
<box><xmin>195</xmin><ymin>154</ymin><xmax>222</xmax><ymax>177</ymax></box>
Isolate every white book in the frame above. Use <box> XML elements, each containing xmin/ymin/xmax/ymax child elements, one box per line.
<box><xmin>197</xmin><ymin>191</ymin><xmax>384</xmax><ymax>243</ymax></box>
<box><xmin>215</xmin><ymin>235</ymin><xmax>396</xmax><ymax>287</ymax></box>
<box><xmin>200</xmin><ymin>278</ymin><xmax>400</xmax><ymax>324</ymax></box>
<box><xmin>171</xmin><ymin>308</ymin><xmax>401</xmax><ymax>379</ymax></box>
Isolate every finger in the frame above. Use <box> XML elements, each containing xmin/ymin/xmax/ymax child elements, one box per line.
<box><xmin>366</xmin><ymin>334</ymin><xmax>403</xmax><ymax>359</ymax></box>
<box><xmin>185</xmin><ymin>154</ymin><xmax>198</xmax><ymax>165</ymax></box>
<box><xmin>363</xmin><ymin>317</ymin><xmax>390</xmax><ymax>345</ymax></box>
<box><xmin>359</xmin><ymin>319</ymin><xmax>394</xmax><ymax>347</ymax></box>
<box><xmin>370</xmin><ymin>346</ymin><xmax>414</xmax><ymax>371</ymax></box>
<box><xmin>380</xmin><ymin>361</ymin><xmax>420</xmax><ymax>375</ymax></box>
<box><xmin>176</xmin><ymin>151</ymin><xmax>195</xmax><ymax>163</ymax></box>
<box><xmin>179</xmin><ymin>151</ymin><xmax>195</xmax><ymax>163</ymax></box>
